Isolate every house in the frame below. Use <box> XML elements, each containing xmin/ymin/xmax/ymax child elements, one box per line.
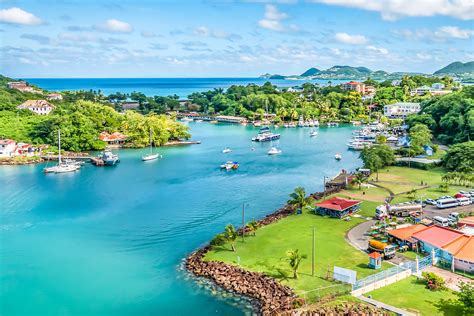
<box><xmin>432</xmin><ymin>83</ymin><xmax>445</xmax><ymax>90</ymax></box>
<box><xmin>383</xmin><ymin>102</ymin><xmax>420</xmax><ymax>119</ymax></box>
<box><xmin>314</xmin><ymin>196</ymin><xmax>361</xmax><ymax>218</ymax></box>
<box><xmin>99</xmin><ymin>131</ymin><xmax>127</xmax><ymax>146</ymax></box>
<box><xmin>411</xmin><ymin>85</ymin><xmax>452</xmax><ymax>96</ymax></box>
<box><xmin>17</xmin><ymin>100</ymin><xmax>54</xmax><ymax>115</ymax></box>
<box><xmin>15</xmin><ymin>143</ymin><xmax>36</xmax><ymax>157</ymax></box>
<box><xmin>46</xmin><ymin>93</ymin><xmax>63</xmax><ymax>101</ymax></box>
<box><xmin>122</xmin><ymin>101</ymin><xmax>140</xmax><ymax>110</ymax></box>
<box><xmin>341</xmin><ymin>81</ymin><xmax>365</xmax><ymax>94</ymax></box>
<box><xmin>0</xmin><ymin>139</ymin><xmax>16</xmax><ymax>158</ymax></box>
<box><xmin>7</xmin><ymin>81</ymin><xmax>40</xmax><ymax>93</ymax></box>
<box><xmin>411</xmin><ymin>225</ymin><xmax>474</xmax><ymax>272</ymax></box>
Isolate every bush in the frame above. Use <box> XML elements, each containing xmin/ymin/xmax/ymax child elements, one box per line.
<box><xmin>422</xmin><ymin>271</ymin><xmax>446</xmax><ymax>291</ymax></box>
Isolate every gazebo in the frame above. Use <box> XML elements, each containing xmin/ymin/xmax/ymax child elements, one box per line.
<box><xmin>314</xmin><ymin>196</ymin><xmax>361</xmax><ymax>218</ymax></box>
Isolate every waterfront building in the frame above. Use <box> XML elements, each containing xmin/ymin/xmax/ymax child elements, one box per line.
<box><xmin>99</xmin><ymin>131</ymin><xmax>128</xmax><ymax>146</ymax></box>
<box><xmin>383</xmin><ymin>102</ymin><xmax>420</xmax><ymax>119</ymax></box>
<box><xmin>410</xmin><ymin>85</ymin><xmax>452</xmax><ymax>96</ymax></box>
<box><xmin>341</xmin><ymin>81</ymin><xmax>365</xmax><ymax>94</ymax></box>
<box><xmin>314</xmin><ymin>196</ymin><xmax>361</xmax><ymax>218</ymax></box>
<box><xmin>0</xmin><ymin>139</ymin><xmax>16</xmax><ymax>158</ymax></box>
<box><xmin>17</xmin><ymin>100</ymin><xmax>54</xmax><ymax>115</ymax></box>
<box><xmin>46</xmin><ymin>93</ymin><xmax>63</xmax><ymax>101</ymax></box>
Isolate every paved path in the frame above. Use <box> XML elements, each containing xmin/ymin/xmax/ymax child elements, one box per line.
<box><xmin>346</xmin><ymin>219</ymin><xmax>375</xmax><ymax>251</ymax></box>
<box><xmin>358</xmin><ymin>295</ymin><xmax>417</xmax><ymax>316</ymax></box>
<box><xmin>424</xmin><ymin>266</ymin><xmax>473</xmax><ymax>291</ymax></box>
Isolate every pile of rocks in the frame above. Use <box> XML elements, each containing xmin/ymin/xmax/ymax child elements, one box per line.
<box><xmin>186</xmin><ymin>246</ymin><xmax>298</xmax><ymax>314</ymax></box>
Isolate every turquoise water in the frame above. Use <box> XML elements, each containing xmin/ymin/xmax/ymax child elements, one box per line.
<box><xmin>24</xmin><ymin>78</ymin><xmax>345</xmax><ymax>98</ymax></box>
<box><xmin>0</xmin><ymin>123</ymin><xmax>361</xmax><ymax>315</ymax></box>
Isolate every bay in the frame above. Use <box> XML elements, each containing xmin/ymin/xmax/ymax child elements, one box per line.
<box><xmin>0</xmin><ymin>123</ymin><xmax>361</xmax><ymax>315</ymax></box>
<box><xmin>24</xmin><ymin>78</ymin><xmax>345</xmax><ymax>98</ymax></box>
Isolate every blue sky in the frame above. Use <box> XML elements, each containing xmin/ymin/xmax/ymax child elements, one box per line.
<box><xmin>1</xmin><ymin>0</ymin><xmax>473</xmax><ymax>78</ymax></box>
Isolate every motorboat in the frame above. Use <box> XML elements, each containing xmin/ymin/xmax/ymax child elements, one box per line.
<box><xmin>251</xmin><ymin>127</ymin><xmax>280</xmax><ymax>142</ymax></box>
<box><xmin>142</xmin><ymin>128</ymin><xmax>161</xmax><ymax>161</ymax></box>
<box><xmin>310</xmin><ymin>130</ymin><xmax>318</xmax><ymax>137</ymax></box>
<box><xmin>327</xmin><ymin>122</ymin><xmax>339</xmax><ymax>127</ymax></box>
<box><xmin>222</xmin><ymin>148</ymin><xmax>232</xmax><ymax>154</ymax></box>
<box><xmin>195</xmin><ymin>119</ymin><xmax>203</xmax><ymax>123</ymax></box>
<box><xmin>347</xmin><ymin>141</ymin><xmax>372</xmax><ymax>150</ymax></box>
<box><xmin>99</xmin><ymin>151</ymin><xmax>120</xmax><ymax>166</ymax></box>
<box><xmin>220</xmin><ymin>161</ymin><xmax>239</xmax><ymax>170</ymax></box>
<box><xmin>335</xmin><ymin>153</ymin><xmax>342</xmax><ymax>160</ymax></box>
<box><xmin>181</xmin><ymin>117</ymin><xmax>193</xmax><ymax>122</ymax></box>
<box><xmin>43</xmin><ymin>131</ymin><xmax>81</xmax><ymax>174</ymax></box>
<box><xmin>267</xmin><ymin>147</ymin><xmax>282</xmax><ymax>155</ymax></box>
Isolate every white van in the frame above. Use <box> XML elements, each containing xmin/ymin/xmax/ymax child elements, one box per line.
<box><xmin>433</xmin><ymin>216</ymin><xmax>450</xmax><ymax>227</ymax></box>
<box><xmin>448</xmin><ymin>212</ymin><xmax>460</xmax><ymax>223</ymax></box>
<box><xmin>436</xmin><ymin>198</ymin><xmax>459</xmax><ymax>209</ymax></box>
<box><xmin>457</xmin><ymin>197</ymin><xmax>472</xmax><ymax>206</ymax></box>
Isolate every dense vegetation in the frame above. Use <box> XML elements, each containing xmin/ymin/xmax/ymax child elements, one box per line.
<box><xmin>406</xmin><ymin>86</ymin><xmax>474</xmax><ymax>144</ymax></box>
<box><xmin>442</xmin><ymin>141</ymin><xmax>474</xmax><ymax>173</ymax></box>
<box><xmin>0</xmin><ymin>76</ymin><xmax>190</xmax><ymax>152</ymax></box>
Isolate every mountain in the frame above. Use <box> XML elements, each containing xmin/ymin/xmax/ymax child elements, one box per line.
<box><xmin>434</xmin><ymin>61</ymin><xmax>474</xmax><ymax>75</ymax></box>
<box><xmin>300</xmin><ymin>67</ymin><xmax>320</xmax><ymax>77</ymax></box>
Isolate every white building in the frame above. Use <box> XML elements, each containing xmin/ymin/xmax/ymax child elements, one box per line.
<box><xmin>432</xmin><ymin>83</ymin><xmax>445</xmax><ymax>90</ymax></box>
<box><xmin>0</xmin><ymin>139</ymin><xmax>16</xmax><ymax>158</ymax></box>
<box><xmin>46</xmin><ymin>93</ymin><xmax>63</xmax><ymax>101</ymax></box>
<box><xmin>384</xmin><ymin>102</ymin><xmax>420</xmax><ymax>119</ymax></box>
<box><xmin>17</xmin><ymin>100</ymin><xmax>54</xmax><ymax>115</ymax></box>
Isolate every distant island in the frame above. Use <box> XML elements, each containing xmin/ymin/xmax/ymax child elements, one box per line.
<box><xmin>261</xmin><ymin>61</ymin><xmax>474</xmax><ymax>81</ymax></box>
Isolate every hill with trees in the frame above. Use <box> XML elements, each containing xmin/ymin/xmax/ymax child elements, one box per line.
<box><xmin>434</xmin><ymin>61</ymin><xmax>474</xmax><ymax>76</ymax></box>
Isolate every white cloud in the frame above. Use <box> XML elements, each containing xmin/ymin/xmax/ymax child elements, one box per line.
<box><xmin>141</xmin><ymin>30</ymin><xmax>159</xmax><ymax>38</ymax></box>
<box><xmin>416</xmin><ymin>53</ymin><xmax>432</xmax><ymax>60</ymax></box>
<box><xmin>194</xmin><ymin>26</ymin><xmax>210</xmax><ymax>36</ymax></box>
<box><xmin>96</xmin><ymin>19</ymin><xmax>133</xmax><ymax>33</ymax></box>
<box><xmin>0</xmin><ymin>7</ymin><xmax>42</xmax><ymax>25</ymax></box>
<box><xmin>258</xmin><ymin>4</ymin><xmax>287</xmax><ymax>31</ymax></box>
<box><xmin>335</xmin><ymin>32</ymin><xmax>367</xmax><ymax>45</ymax></box>
<box><xmin>366</xmin><ymin>45</ymin><xmax>388</xmax><ymax>55</ymax></box>
<box><xmin>434</xmin><ymin>26</ymin><xmax>474</xmax><ymax>39</ymax></box>
<box><xmin>311</xmin><ymin>0</ymin><xmax>474</xmax><ymax>21</ymax></box>
<box><xmin>193</xmin><ymin>26</ymin><xmax>242</xmax><ymax>41</ymax></box>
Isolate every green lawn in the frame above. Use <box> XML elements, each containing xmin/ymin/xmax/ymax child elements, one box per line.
<box><xmin>400</xmin><ymin>251</ymin><xmax>420</xmax><ymax>260</ymax></box>
<box><xmin>204</xmin><ymin>205</ymin><xmax>391</xmax><ymax>302</ymax></box>
<box><xmin>366</xmin><ymin>277</ymin><xmax>463</xmax><ymax>315</ymax></box>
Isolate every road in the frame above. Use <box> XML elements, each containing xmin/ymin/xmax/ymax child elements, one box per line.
<box><xmin>422</xmin><ymin>204</ymin><xmax>474</xmax><ymax>219</ymax></box>
<box><xmin>346</xmin><ymin>219</ymin><xmax>376</xmax><ymax>251</ymax></box>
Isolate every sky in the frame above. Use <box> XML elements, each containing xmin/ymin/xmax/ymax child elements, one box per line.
<box><xmin>1</xmin><ymin>0</ymin><xmax>473</xmax><ymax>78</ymax></box>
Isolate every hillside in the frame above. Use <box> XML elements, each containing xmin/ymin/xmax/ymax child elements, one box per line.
<box><xmin>434</xmin><ymin>61</ymin><xmax>474</xmax><ymax>75</ymax></box>
<box><xmin>300</xmin><ymin>67</ymin><xmax>320</xmax><ymax>77</ymax></box>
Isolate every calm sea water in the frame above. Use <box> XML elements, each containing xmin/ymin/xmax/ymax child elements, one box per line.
<box><xmin>24</xmin><ymin>78</ymin><xmax>345</xmax><ymax>98</ymax></box>
<box><xmin>0</xmin><ymin>123</ymin><xmax>361</xmax><ymax>315</ymax></box>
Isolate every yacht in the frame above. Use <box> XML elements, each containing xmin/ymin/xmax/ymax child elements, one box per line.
<box><xmin>222</xmin><ymin>148</ymin><xmax>232</xmax><ymax>154</ymax></box>
<box><xmin>327</xmin><ymin>122</ymin><xmax>339</xmax><ymax>127</ymax></box>
<box><xmin>313</xmin><ymin>120</ymin><xmax>320</xmax><ymax>127</ymax></box>
<box><xmin>220</xmin><ymin>161</ymin><xmax>239</xmax><ymax>170</ymax></box>
<box><xmin>142</xmin><ymin>128</ymin><xmax>161</xmax><ymax>161</ymax></box>
<box><xmin>267</xmin><ymin>147</ymin><xmax>282</xmax><ymax>155</ymax></box>
<box><xmin>310</xmin><ymin>130</ymin><xmax>318</xmax><ymax>137</ymax></box>
<box><xmin>251</xmin><ymin>127</ymin><xmax>280</xmax><ymax>142</ymax></box>
<box><xmin>347</xmin><ymin>141</ymin><xmax>372</xmax><ymax>150</ymax></box>
<box><xmin>43</xmin><ymin>131</ymin><xmax>81</xmax><ymax>174</ymax></box>
<box><xmin>335</xmin><ymin>153</ymin><xmax>342</xmax><ymax>160</ymax></box>
<box><xmin>99</xmin><ymin>151</ymin><xmax>120</xmax><ymax>165</ymax></box>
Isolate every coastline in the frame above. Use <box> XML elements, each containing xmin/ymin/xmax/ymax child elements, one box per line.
<box><xmin>185</xmin><ymin>187</ymin><xmax>342</xmax><ymax>315</ymax></box>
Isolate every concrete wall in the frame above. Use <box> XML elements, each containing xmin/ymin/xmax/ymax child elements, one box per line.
<box><xmin>351</xmin><ymin>270</ymin><xmax>412</xmax><ymax>297</ymax></box>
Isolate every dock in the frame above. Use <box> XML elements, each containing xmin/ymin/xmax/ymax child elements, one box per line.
<box><xmin>90</xmin><ymin>157</ymin><xmax>105</xmax><ymax>166</ymax></box>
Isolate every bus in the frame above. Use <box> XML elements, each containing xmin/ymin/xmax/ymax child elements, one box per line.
<box><xmin>456</xmin><ymin>197</ymin><xmax>472</xmax><ymax>206</ymax></box>
<box><xmin>436</xmin><ymin>198</ymin><xmax>459</xmax><ymax>209</ymax></box>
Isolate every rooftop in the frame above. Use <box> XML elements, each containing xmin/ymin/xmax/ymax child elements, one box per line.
<box><xmin>453</xmin><ymin>237</ymin><xmax>474</xmax><ymax>262</ymax></box>
<box><xmin>458</xmin><ymin>216</ymin><xmax>474</xmax><ymax>227</ymax></box>
<box><xmin>315</xmin><ymin>196</ymin><xmax>361</xmax><ymax>212</ymax></box>
<box><xmin>368</xmin><ymin>252</ymin><xmax>382</xmax><ymax>259</ymax></box>
<box><xmin>18</xmin><ymin>100</ymin><xmax>53</xmax><ymax>109</ymax></box>
<box><xmin>0</xmin><ymin>139</ymin><xmax>16</xmax><ymax>145</ymax></box>
<box><xmin>412</xmin><ymin>225</ymin><xmax>464</xmax><ymax>248</ymax></box>
<box><xmin>387</xmin><ymin>224</ymin><xmax>427</xmax><ymax>241</ymax></box>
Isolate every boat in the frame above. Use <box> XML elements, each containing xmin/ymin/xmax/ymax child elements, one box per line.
<box><xmin>297</xmin><ymin>116</ymin><xmax>305</xmax><ymax>127</ymax></box>
<box><xmin>220</xmin><ymin>161</ymin><xmax>239</xmax><ymax>170</ymax></box>
<box><xmin>142</xmin><ymin>128</ymin><xmax>161</xmax><ymax>161</ymax></box>
<box><xmin>310</xmin><ymin>130</ymin><xmax>318</xmax><ymax>137</ymax></box>
<box><xmin>43</xmin><ymin>131</ymin><xmax>81</xmax><ymax>174</ymax></box>
<box><xmin>210</xmin><ymin>120</ymin><xmax>218</xmax><ymax>124</ymax></box>
<box><xmin>195</xmin><ymin>119</ymin><xmax>203</xmax><ymax>123</ymax></box>
<box><xmin>313</xmin><ymin>120</ymin><xmax>320</xmax><ymax>127</ymax></box>
<box><xmin>222</xmin><ymin>148</ymin><xmax>232</xmax><ymax>154</ymax></box>
<box><xmin>251</xmin><ymin>127</ymin><xmax>281</xmax><ymax>142</ymax></box>
<box><xmin>267</xmin><ymin>147</ymin><xmax>281</xmax><ymax>155</ymax></box>
<box><xmin>99</xmin><ymin>150</ymin><xmax>120</xmax><ymax>166</ymax></box>
<box><xmin>181</xmin><ymin>117</ymin><xmax>193</xmax><ymax>122</ymax></box>
<box><xmin>335</xmin><ymin>153</ymin><xmax>342</xmax><ymax>160</ymax></box>
<box><xmin>327</xmin><ymin>122</ymin><xmax>339</xmax><ymax>127</ymax></box>
<box><xmin>347</xmin><ymin>141</ymin><xmax>372</xmax><ymax>150</ymax></box>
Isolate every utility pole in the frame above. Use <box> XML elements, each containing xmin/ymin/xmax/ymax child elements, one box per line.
<box><xmin>312</xmin><ymin>226</ymin><xmax>315</xmax><ymax>277</ymax></box>
<box><xmin>242</xmin><ymin>203</ymin><xmax>245</xmax><ymax>243</ymax></box>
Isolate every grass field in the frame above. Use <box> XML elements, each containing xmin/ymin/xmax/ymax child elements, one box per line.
<box><xmin>366</xmin><ymin>277</ymin><xmax>463</xmax><ymax>315</ymax></box>
<box><xmin>204</xmin><ymin>203</ymin><xmax>391</xmax><ymax>302</ymax></box>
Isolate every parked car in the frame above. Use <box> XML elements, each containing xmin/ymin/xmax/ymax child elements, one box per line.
<box><xmin>448</xmin><ymin>212</ymin><xmax>460</xmax><ymax>224</ymax></box>
<box><xmin>425</xmin><ymin>198</ymin><xmax>436</xmax><ymax>205</ymax></box>
<box><xmin>414</xmin><ymin>200</ymin><xmax>427</xmax><ymax>207</ymax></box>
<box><xmin>457</xmin><ymin>196</ymin><xmax>472</xmax><ymax>206</ymax></box>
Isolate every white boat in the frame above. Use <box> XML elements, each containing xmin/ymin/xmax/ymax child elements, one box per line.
<box><xmin>142</xmin><ymin>128</ymin><xmax>161</xmax><ymax>161</ymax></box>
<box><xmin>335</xmin><ymin>153</ymin><xmax>342</xmax><ymax>160</ymax></box>
<box><xmin>310</xmin><ymin>130</ymin><xmax>318</xmax><ymax>137</ymax></box>
<box><xmin>220</xmin><ymin>161</ymin><xmax>239</xmax><ymax>170</ymax></box>
<box><xmin>313</xmin><ymin>120</ymin><xmax>320</xmax><ymax>127</ymax></box>
<box><xmin>43</xmin><ymin>131</ymin><xmax>81</xmax><ymax>174</ymax></box>
<box><xmin>99</xmin><ymin>151</ymin><xmax>120</xmax><ymax>165</ymax></box>
<box><xmin>195</xmin><ymin>119</ymin><xmax>203</xmax><ymax>123</ymax></box>
<box><xmin>222</xmin><ymin>148</ymin><xmax>232</xmax><ymax>154</ymax></box>
<box><xmin>327</xmin><ymin>122</ymin><xmax>339</xmax><ymax>127</ymax></box>
<box><xmin>251</xmin><ymin>127</ymin><xmax>280</xmax><ymax>142</ymax></box>
<box><xmin>268</xmin><ymin>147</ymin><xmax>282</xmax><ymax>155</ymax></box>
<box><xmin>181</xmin><ymin>117</ymin><xmax>193</xmax><ymax>122</ymax></box>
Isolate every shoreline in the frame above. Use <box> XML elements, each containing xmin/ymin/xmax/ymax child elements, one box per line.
<box><xmin>185</xmin><ymin>187</ymin><xmax>342</xmax><ymax>315</ymax></box>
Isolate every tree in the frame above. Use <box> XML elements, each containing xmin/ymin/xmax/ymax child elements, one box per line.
<box><xmin>409</xmin><ymin>123</ymin><xmax>432</xmax><ymax>154</ymax></box>
<box><xmin>360</xmin><ymin>145</ymin><xmax>394</xmax><ymax>180</ymax></box>
<box><xmin>224</xmin><ymin>224</ymin><xmax>238</xmax><ymax>252</ymax></box>
<box><xmin>286</xmin><ymin>249</ymin><xmax>307</xmax><ymax>279</ymax></box>
<box><xmin>287</xmin><ymin>187</ymin><xmax>312</xmax><ymax>214</ymax></box>
<box><xmin>351</xmin><ymin>172</ymin><xmax>367</xmax><ymax>190</ymax></box>
<box><xmin>246</xmin><ymin>220</ymin><xmax>260</xmax><ymax>236</ymax></box>
<box><xmin>443</xmin><ymin>141</ymin><xmax>474</xmax><ymax>173</ymax></box>
<box><xmin>456</xmin><ymin>281</ymin><xmax>474</xmax><ymax>312</ymax></box>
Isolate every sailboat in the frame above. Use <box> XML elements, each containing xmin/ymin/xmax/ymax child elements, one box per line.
<box><xmin>43</xmin><ymin>131</ymin><xmax>80</xmax><ymax>173</ymax></box>
<box><xmin>142</xmin><ymin>128</ymin><xmax>161</xmax><ymax>161</ymax></box>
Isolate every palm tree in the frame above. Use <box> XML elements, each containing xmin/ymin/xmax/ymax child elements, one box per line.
<box><xmin>224</xmin><ymin>224</ymin><xmax>238</xmax><ymax>252</ymax></box>
<box><xmin>286</xmin><ymin>249</ymin><xmax>307</xmax><ymax>279</ymax></box>
<box><xmin>287</xmin><ymin>187</ymin><xmax>312</xmax><ymax>214</ymax></box>
<box><xmin>352</xmin><ymin>172</ymin><xmax>367</xmax><ymax>190</ymax></box>
<box><xmin>246</xmin><ymin>220</ymin><xmax>260</xmax><ymax>236</ymax></box>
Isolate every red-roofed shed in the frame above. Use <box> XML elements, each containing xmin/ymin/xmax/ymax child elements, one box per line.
<box><xmin>315</xmin><ymin>196</ymin><xmax>361</xmax><ymax>218</ymax></box>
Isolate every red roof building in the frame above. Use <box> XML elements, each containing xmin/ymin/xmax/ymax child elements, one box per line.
<box><xmin>341</xmin><ymin>81</ymin><xmax>366</xmax><ymax>94</ymax></box>
<box><xmin>315</xmin><ymin>196</ymin><xmax>361</xmax><ymax>218</ymax></box>
<box><xmin>412</xmin><ymin>226</ymin><xmax>464</xmax><ymax>248</ymax></box>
